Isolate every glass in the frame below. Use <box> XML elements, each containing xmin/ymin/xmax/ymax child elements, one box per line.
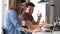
<box><xmin>37</xmin><ymin>10</ymin><xmax>42</xmax><ymax>17</ymax></box>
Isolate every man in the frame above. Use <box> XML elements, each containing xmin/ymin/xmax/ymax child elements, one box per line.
<box><xmin>22</xmin><ymin>2</ymin><xmax>42</xmax><ymax>31</ymax></box>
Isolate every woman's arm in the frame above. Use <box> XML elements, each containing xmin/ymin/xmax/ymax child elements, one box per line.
<box><xmin>9</xmin><ymin>10</ymin><xmax>22</xmax><ymax>31</ymax></box>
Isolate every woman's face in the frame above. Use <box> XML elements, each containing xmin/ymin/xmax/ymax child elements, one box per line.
<box><xmin>20</xmin><ymin>3</ymin><xmax>25</xmax><ymax>9</ymax></box>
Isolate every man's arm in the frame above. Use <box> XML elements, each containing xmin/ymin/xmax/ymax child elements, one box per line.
<box><xmin>25</xmin><ymin>20</ymin><xmax>36</xmax><ymax>29</ymax></box>
<box><xmin>32</xmin><ymin>13</ymin><xmax>42</xmax><ymax>25</ymax></box>
<box><xmin>32</xmin><ymin>20</ymin><xmax>39</xmax><ymax>25</ymax></box>
<box><xmin>25</xmin><ymin>20</ymin><xmax>42</xmax><ymax>29</ymax></box>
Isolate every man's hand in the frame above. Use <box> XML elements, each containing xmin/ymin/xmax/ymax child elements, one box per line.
<box><xmin>33</xmin><ymin>27</ymin><xmax>42</xmax><ymax>33</ymax></box>
<box><xmin>37</xmin><ymin>12</ymin><xmax>42</xmax><ymax>20</ymax></box>
<box><xmin>32</xmin><ymin>25</ymin><xmax>42</xmax><ymax>32</ymax></box>
<box><xmin>37</xmin><ymin>12</ymin><xmax>42</xmax><ymax>23</ymax></box>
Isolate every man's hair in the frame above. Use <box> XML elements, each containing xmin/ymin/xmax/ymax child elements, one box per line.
<box><xmin>25</xmin><ymin>2</ymin><xmax>35</xmax><ymax>8</ymax></box>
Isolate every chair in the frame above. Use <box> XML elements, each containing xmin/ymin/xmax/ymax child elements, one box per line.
<box><xmin>3</xmin><ymin>28</ymin><xmax>6</xmax><ymax>34</ymax></box>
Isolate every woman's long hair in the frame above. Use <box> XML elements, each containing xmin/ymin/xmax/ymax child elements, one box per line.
<box><xmin>9</xmin><ymin>0</ymin><xmax>26</xmax><ymax>14</ymax></box>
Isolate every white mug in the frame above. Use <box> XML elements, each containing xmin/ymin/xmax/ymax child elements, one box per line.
<box><xmin>22</xmin><ymin>21</ymin><xmax>25</xmax><ymax>26</ymax></box>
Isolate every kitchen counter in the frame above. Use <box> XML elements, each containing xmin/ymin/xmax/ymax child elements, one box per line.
<box><xmin>32</xmin><ymin>31</ymin><xmax>60</xmax><ymax>34</ymax></box>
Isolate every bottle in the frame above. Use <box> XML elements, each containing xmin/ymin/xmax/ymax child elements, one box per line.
<box><xmin>45</xmin><ymin>16</ymin><xmax>48</xmax><ymax>23</ymax></box>
<box><xmin>55</xmin><ymin>17</ymin><xmax>58</xmax><ymax>25</ymax></box>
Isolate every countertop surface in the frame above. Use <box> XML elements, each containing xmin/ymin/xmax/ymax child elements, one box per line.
<box><xmin>32</xmin><ymin>31</ymin><xmax>60</xmax><ymax>34</ymax></box>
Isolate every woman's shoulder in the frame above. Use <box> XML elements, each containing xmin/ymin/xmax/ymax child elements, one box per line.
<box><xmin>7</xmin><ymin>9</ymin><xmax>17</xmax><ymax>15</ymax></box>
<box><xmin>8</xmin><ymin>9</ymin><xmax>16</xmax><ymax>13</ymax></box>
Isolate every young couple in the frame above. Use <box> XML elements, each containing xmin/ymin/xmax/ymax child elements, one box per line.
<box><xmin>3</xmin><ymin>0</ymin><xmax>51</xmax><ymax>34</ymax></box>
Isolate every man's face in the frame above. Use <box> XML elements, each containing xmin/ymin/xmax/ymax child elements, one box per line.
<box><xmin>26</xmin><ymin>6</ymin><xmax>34</xmax><ymax>14</ymax></box>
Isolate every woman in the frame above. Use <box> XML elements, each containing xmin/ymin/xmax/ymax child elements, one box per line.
<box><xmin>3</xmin><ymin>0</ymin><xmax>35</xmax><ymax>34</ymax></box>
